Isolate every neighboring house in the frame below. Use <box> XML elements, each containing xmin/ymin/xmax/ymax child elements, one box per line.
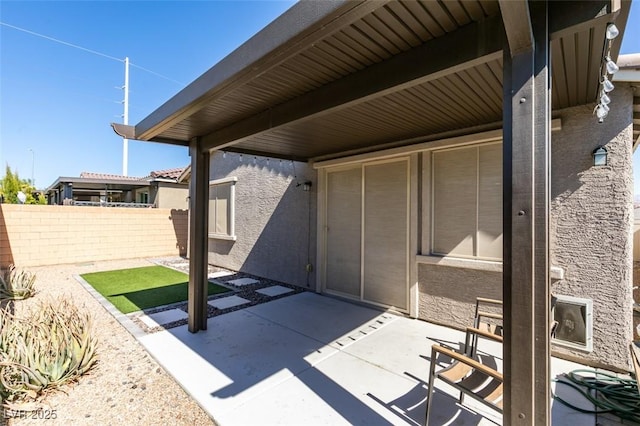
<box><xmin>112</xmin><ymin>1</ymin><xmax>636</xmax><ymax>419</ymax></box>
<box><xmin>46</xmin><ymin>167</ymin><xmax>189</xmax><ymax>209</ymax></box>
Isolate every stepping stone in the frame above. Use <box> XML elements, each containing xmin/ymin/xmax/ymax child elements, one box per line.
<box><xmin>139</xmin><ymin>309</ymin><xmax>187</xmax><ymax>329</ymax></box>
<box><xmin>208</xmin><ymin>295</ymin><xmax>251</xmax><ymax>310</ymax></box>
<box><xmin>255</xmin><ymin>285</ymin><xmax>294</xmax><ymax>297</ymax></box>
<box><xmin>227</xmin><ymin>277</ymin><xmax>259</xmax><ymax>287</ymax></box>
<box><xmin>209</xmin><ymin>271</ymin><xmax>235</xmax><ymax>279</ymax></box>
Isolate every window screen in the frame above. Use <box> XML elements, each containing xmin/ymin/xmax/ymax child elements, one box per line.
<box><xmin>432</xmin><ymin>143</ymin><xmax>502</xmax><ymax>260</ymax></box>
<box><xmin>209</xmin><ymin>179</ymin><xmax>236</xmax><ymax>240</ymax></box>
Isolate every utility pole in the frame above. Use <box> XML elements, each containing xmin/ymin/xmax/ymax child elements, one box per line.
<box><xmin>122</xmin><ymin>56</ymin><xmax>129</xmax><ymax>176</ymax></box>
<box><xmin>29</xmin><ymin>148</ymin><xmax>35</xmax><ymax>187</ymax></box>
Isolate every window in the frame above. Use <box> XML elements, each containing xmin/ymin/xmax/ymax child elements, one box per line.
<box><xmin>208</xmin><ymin>177</ymin><xmax>237</xmax><ymax>240</ymax></box>
<box><xmin>431</xmin><ymin>142</ymin><xmax>502</xmax><ymax>260</ymax></box>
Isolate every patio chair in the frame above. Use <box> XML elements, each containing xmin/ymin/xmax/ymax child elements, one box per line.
<box><xmin>425</xmin><ymin>327</ymin><xmax>504</xmax><ymax>425</ymax></box>
<box><xmin>471</xmin><ymin>297</ymin><xmax>503</xmax><ymax>357</ymax></box>
<box><xmin>473</xmin><ymin>297</ymin><xmax>503</xmax><ymax>332</ymax></box>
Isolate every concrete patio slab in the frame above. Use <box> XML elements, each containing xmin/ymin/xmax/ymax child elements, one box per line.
<box><xmin>207</xmin><ymin>295</ymin><xmax>251</xmax><ymax>310</ymax></box>
<box><xmin>138</xmin><ymin>308</ymin><xmax>188</xmax><ymax>328</ymax></box>
<box><xmin>245</xmin><ymin>292</ymin><xmax>396</xmax><ymax>347</ymax></box>
<box><xmin>550</xmin><ymin>357</ymin><xmax>596</xmax><ymax>426</ymax></box>
<box><xmin>139</xmin><ymin>305</ymin><xmax>339</xmax><ymax>416</ymax></box>
<box><xmin>209</xmin><ymin>271</ymin><xmax>235</xmax><ymax>279</ymax></box>
<box><xmin>227</xmin><ymin>277</ymin><xmax>259</xmax><ymax>286</ymax></box>
<box><xmin>255</xmin><ymin>285</ymin><xmax>295</xmax><ymax>297</ymax></box>
<box><xmin>133</xmin><ymin>292</ymin><xmax>617</xmax><ymax>426</ymax></box>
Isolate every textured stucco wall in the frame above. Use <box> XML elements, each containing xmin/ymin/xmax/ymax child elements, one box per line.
<box><xmin>208</xmin><ymin>152</ymin><xmax>316</xmax><ymax>288</ymax></box>
<box><xmin>418</xmin><ymin>263</ymin><xmax>502</xmax><ymax>328</ymax></box>
<box><xmin>550</xmin><ymin>85</ymin><xmax>634</xmax><ymax>370</ymax></box>
<box><xmin>417</xmin><ymin>85</ymin><xmax>634</xmax><ymax>370</ymax></box>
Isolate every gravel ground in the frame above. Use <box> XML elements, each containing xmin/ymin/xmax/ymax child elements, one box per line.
<box><xmin>2</xmin><ymin>258</ymin><xmax>215</xmax><ymax>426</ymax></box>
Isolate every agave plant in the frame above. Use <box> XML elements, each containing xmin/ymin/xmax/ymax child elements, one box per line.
<box><xmin>0</xmin><ymin>299</ymin><xmax>98</xmax><ymax>404</ymax></box>
<box><xmin>0</xmin><ymin>265</ymin><xmax>37</xmax><ymax>300</ymax></box>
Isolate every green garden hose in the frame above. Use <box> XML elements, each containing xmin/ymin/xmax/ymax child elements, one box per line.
<box><xmin>552</xmin><ymin>369</ymin><xmax>640</xmax><ymax>423</ymax></box>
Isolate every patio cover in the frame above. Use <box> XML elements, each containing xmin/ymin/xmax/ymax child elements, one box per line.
<box><xmin>112</xmin><ymin>1</ymin><xmax>632</xmax><ymax>424</ymax></box>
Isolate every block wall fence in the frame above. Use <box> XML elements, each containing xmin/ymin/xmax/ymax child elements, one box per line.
<box><xmin>0</xmin><ymin>204</ymin><xmax>188</xmax><ymax>268</ymax></box>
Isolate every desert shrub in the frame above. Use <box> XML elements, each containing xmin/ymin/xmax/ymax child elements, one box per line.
<box><xmin>0</xmin><ymin>298</ymin><xmax>98</xmax><ymax>406</ymax></box>
<box><xmin>0</xmin><ymin>265</ymin><xmax>36</xmax><ymax>300</ymax></box>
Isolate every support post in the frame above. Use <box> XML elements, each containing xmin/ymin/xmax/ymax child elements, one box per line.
<box><xmin>502</xmin><ymin>1</ymin><xmax>550</xmax><ymax>424</ymax></box>
<box><xmin>188</xmin><ymin>137</ymin><xmax>210</xmax><ymax>332</ymax></box>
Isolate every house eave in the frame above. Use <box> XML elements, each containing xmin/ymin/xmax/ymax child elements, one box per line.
<box><xmin>121</xmin><ymin>0</ymin><xmax>627</xmax><ymax>163</ymax></box>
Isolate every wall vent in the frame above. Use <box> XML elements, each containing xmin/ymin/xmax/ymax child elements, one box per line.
<box><xmin>552</xmin><ymin>295</ymin><xmax>593</xmax><ymax>352</ymax></box>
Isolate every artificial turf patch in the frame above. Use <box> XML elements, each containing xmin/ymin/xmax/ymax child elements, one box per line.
<box><xmin>81</xmin><ymin>265</ymin><xmax>229</xmax><ymax>314</ymax></box>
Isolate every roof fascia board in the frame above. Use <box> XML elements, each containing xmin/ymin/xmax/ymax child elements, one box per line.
<box><xmin>110</xmin><ymin>123</ymin><xmax>189</xmax><ymax>146</ymax></box>
<box><xmin>613</xmin><ymin>70</ymin><xmax>640</xmax><ymax>82</ymax></box>
<box><xmin>617</xmin><ymin>53</ymin><xmax>640</xmax><ymax>68</ymax></box>
<box><xmin>134</xmin><ymin>0</ymin><xmax>388</xmax><ymax>141</ymax></box>
<box><xmin>200</xmin><ymin>15</ymin><xmax>505</xmax><ymax>153</ymax></box>
<box><xmin>111</xmin><ymin>123</ymin><xmax>135</xmax><ymax>139</ymax></box>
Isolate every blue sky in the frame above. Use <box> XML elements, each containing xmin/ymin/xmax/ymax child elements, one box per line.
<box><xmin>1</xmin><ymin>1</ymin><xmax>639</xmax><ymax>192</ymax></box>
<box><xmin>0</xmin><ymin>0</ymin><xmax>296</xmax><ymax>188</ymax></box>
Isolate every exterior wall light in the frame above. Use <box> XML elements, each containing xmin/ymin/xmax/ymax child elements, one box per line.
<box><xmin>592</xmin><ymin>146</ymin><xmax>608</xmax><ymax>166</ymax></box>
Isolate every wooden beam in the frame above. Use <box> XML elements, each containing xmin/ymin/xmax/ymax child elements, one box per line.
<box><xmin>531</xmin><ymin>2</ymin><xmax>551</xmax><ymax>422</ymax></box>
<box><xmin>200</xmin><ymin>15</ymin><xmax>505</xmax><ymax>153</ymax></box>
<box><xmin>502</xmin><ymin>1</ymin><xmax>550</xmax><ymax>424</ymax></box>
<box><xmin>499</xmin><ymin>0</ymin><xmax>533</xmax><ymax>55</ymax></box>
<box><xmin>187</xmin><ymin>137</ymin><xmax>210</xmax><ymax>332</ymax></box>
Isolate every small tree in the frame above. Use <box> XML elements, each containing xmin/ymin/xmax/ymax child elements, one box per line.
<box><xmin>0</xmin><ymin>165</ymin><xmax>45</xmax><ymax>204</ymax></box>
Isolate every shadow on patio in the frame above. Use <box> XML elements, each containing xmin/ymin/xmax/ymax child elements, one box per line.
<box><xmin>133</xmin><ymin>291</ymin><xmax>609</xmax><ymax>425</ymax></box>
<box><xmin>136</xmin><ymin>292</ymin><xmax>510</xmax><ymax>425</ymax></box>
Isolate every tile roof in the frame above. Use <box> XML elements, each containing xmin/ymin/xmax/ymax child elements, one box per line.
<box><xmin>79</xmin><ymin>172</ymin><xmax>144</xmax><ymax>181</ymax></box>
<box><xmin>149</xmin><ymin>167</ymin><xmax>188</xmax><ymax>180</ymax></box>
<box><xmin>79</xmin><ymin>166</ymin><xmax>188</xmax><ymax>182</ymax></box>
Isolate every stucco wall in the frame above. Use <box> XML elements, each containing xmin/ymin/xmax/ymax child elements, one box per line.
<box><xmin>0</xmin><ymin>204</ymin><xmax>188</xmax><ymax>267</ymax></box>
<box><xmin>416</xmin><ymin>85</ymin><xmax>634</xmax><ymax>370</ymax></box>
<box><xmin>418</xmin><ymin>263</ymin><xmax>502</xmax><ymax>327</ymax></box>
<box><xmin>550</xmin><ymin>85</ymin><xmax>634</xmax><ymax>370</ymax></box>
<box><xmin>208</xmin><ymin>152</ymin><xmax>316</xmax><ymax>288</ymax></box>
<box><xmin>155</xmin><ymin>183</ymin><xmax>189</xmax><ymax>210</ymax></box>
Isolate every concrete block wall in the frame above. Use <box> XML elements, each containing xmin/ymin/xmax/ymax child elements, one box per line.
<box><xmin>0</xmin><ymin>204</ymin><xmax>188</xmax><ymax>268</ymax></box>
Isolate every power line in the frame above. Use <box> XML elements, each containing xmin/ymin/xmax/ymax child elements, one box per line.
<box><xmin>0</xmin><ymin>21</ymin><xmax>123</xmax><ymax>62</ymax></box>
<box><xmin>130</xmin><ymin>63</ymin><xmax>185</xmax><ymax>86</ymax></box>
<box><xmin>0</xmin><ymin>21</ymin><xmax>185</xmax><ymax>86</ymax></box>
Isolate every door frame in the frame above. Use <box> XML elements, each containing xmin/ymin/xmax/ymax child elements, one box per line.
<box><xmin>316</xmin><ymin>154</ymin><xmax>418</xmax><ymax>317</ymax></box>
